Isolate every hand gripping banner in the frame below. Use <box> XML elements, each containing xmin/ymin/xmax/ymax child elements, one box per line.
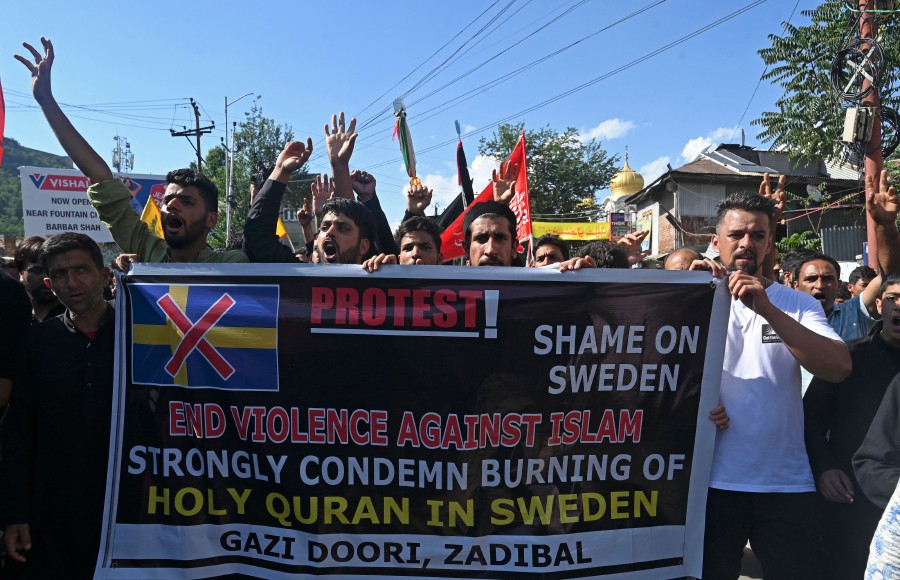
<box><xmin>97</xmin><ymin>264</ymin><xmax>729</xmax><ymax>579</ymax></box>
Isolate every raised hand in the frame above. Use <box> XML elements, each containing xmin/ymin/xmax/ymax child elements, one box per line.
<box><xmin>492</xmin><ymin>161</ymin><xmax>519</xmax><ymax>204</ymax></box>
<box><xmin>759</xmin><ymin>172</ymin><xmax>786</xmax><ymax>223</ymax></box>
<box><xmin>617</xmin><ymin>230</ymin><xmax>650</xmax><ymax>265</ymax></box>
<box><xmin>406</xmin><ymin>183</ymin><xmax>433</xmax><ymax>215</ymax></box>
<box><xmin>296</xmin><ymin>197</ymin><xmax>312</xmax><ymax>227</ymax></box>
<box><xmin>325</xmin><ymin>112</ymin><xmax>358</xmax><ymax>168</ymax></box>
<box><xmin>351</xmin><ymin>170</ymin><xmax>377</xmax><ymax>203</ymax></box>
<box><xmin>311</xmin><ymin>173</ymin><xmax>334</xmax><ymax>218</ymax></box>
<box><xmin>14</xmin><ymin>38</ymin><xmax>54</xmax><ymax>103</ymax></box>
<box><xmin>866</xmin><ymin>169</ymin><xmax>898</xmax><ymax>227</ymax></box>
<box><xmin>276</xmin><ymin>139</ymin><xmax>314</xmax><ymax>175</ymax></box>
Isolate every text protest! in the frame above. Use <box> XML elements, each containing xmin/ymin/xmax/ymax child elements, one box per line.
<box><xmin>311</xmin><ymin>285</ymin><xmax>500</xmax><ymax>338</ymax></box>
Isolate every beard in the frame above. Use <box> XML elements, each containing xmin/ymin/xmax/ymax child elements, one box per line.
<box><xmin>163</xmin><ymin>213</ymin><xmax>207</xmax><ymax>249</ymax></box>
<box><xmin>729</xmin><ymin>249</ymin><xmax>759</xmax><ymax>275</ymax></box>
<box><xmin>316</xmin><ymin>236</ymin><xmax>361</xmax><ymax>264</ymax></box>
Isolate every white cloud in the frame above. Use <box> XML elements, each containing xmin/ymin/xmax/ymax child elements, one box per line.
<box><xmin>412</xmin><ymin>172</ymin><xmax>459</xmax><ymax>210</ymax></box>
<box><xmin>463</xmin><ymin>124</ymin><xmax>476</xmax><ymax>134</ymax></box>
<box><xmin>470</xmin><ymin>154</ymin><xmax>499</xmax><ymax>191</ymax></box>
<box><xmin>578</xmin><ymin>118</ymin><xmax>635</xmax><ymax>142</ymax></box>
<box><xmin>680</xmin><ymin>127</ymin><xmax>736</xmax><ymax>163</ymax></box>
<box><xmin>639</xmin><ymin>156</ymin><xmax>671</xmax><ymax>183</ymax></box>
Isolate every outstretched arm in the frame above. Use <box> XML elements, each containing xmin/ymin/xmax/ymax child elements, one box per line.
<box><xmin>15</xmin><ymin>38</ymin><xmax>112</xmax><ymax>184</ymax></box>
<box><xmin>243</xmin><ymin>140</ymin><xmax>312</xmax><ymax>263</ymax></box>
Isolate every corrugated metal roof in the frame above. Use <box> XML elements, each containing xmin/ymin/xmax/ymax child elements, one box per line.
<box><xmin>755</xmin><ymin>152</ymin><xmax>820</xmax><ymax>177</ymax></box>
<box><xmin>704</xmin><ymin>150</ymin><xmax>778</xmax><ymax>174</ymax></box>
<box><xmin>676</xmin><ymin>159</ymin><xmax>735</xmax><ymax>174</ymax></box>
<box><xmin>823</xmin><ymin>159</ymin><xmax>863</xmax><ymax>180</ymax></box>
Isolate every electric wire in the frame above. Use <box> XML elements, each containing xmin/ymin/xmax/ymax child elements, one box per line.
<box><xmin>362</xmin><ymin>0</ymin><xmax>767</xmax><ymax>173</ymax></box>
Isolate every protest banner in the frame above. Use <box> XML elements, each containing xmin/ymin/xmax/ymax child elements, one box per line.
<box><xmin>96</xmin><ymin>265</ymin><xmax>729</xmax><ymax>579</ymax></box>
<box><xmin>20</xmin><ymin>166</ymin><xmax>166</xmax><ymax>243</ymax></box>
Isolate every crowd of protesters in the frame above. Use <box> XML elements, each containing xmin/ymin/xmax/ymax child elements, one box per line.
<box><xmin>3</xmin><ymin>36</ymin><xmax>900</xmax><ymax>580</ymax></box>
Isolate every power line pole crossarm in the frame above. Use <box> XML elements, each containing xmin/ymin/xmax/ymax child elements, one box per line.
<box><xmin>169</xmin><ymin>98</ymin><xmax>214</xmax><ymax>172</ymax></box>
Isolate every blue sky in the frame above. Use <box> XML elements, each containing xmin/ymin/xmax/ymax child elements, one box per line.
<box><xmin>1</xmin><ymin>0</ymin><xmax>814</xmax><ymax>223</ymax></box>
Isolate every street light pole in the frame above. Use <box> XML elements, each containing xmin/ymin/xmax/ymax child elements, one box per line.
<box><xmin>224</xmin><ymin>92</ymin><xmax>254</xmax><ymax>247</ymax></box>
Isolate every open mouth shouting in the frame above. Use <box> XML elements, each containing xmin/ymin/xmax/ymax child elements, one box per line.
<box><xmin>321</xmin><ymin>236</ymin><xmax>341</xmax><ymax>263</ymax></box>
<box><xmin>164</xmin><ymin>214</ymin><xmax>184</xmax><ymax>236</ymax></box>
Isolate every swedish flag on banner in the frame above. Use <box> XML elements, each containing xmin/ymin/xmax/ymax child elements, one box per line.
<box><xmin>130</xmin><ymin>284</ymin><xmax>280</xmax><ymax>390</ymax></box>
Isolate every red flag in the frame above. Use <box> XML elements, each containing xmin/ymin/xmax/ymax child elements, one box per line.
<box><xmin>0</xmin><ymin>76</ymin><xmax>5</xmax><ymax>168</ymax></box>
<box><xmin>440</xmin><ymin>132</ymin><xmax>531</xmax><ymax>261</ymax></box>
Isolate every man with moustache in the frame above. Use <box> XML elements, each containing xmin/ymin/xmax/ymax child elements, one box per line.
<box><xmin>690</xmin><ymin>190</ymin><xmax>851</xmax><ymax>580</ymax></box>
<box><xmin>0</xmin><ymin>233</ymin><xmax>116</xmax><ymax>578</ymax></box>
<box><xmin>244</xmin><ymin>116</ymin><xmax>379</xmax><ymax>264</ymax></box>
<box><xmin>314</xmin><ymin>197</ymin><xmax>374</xmax><ymax>265</ymax></box>
<box><xmin>14</xmin><ymin>236</ymin><xmax>64</xmax><ymax>323</ymax></box>
<box><xmin>462</xmin><ymin>201</ymin><xmax>520</xmax><ymax>267</ymax></box>
<box><xmin>16</xmin><ymin>38</ymin><xmax>246</xmax><ymax>264</ymax></box>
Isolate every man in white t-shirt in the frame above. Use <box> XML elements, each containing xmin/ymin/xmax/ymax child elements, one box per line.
<box><xmin>691</xmin><ymin>190</ymin><xmax>851</xmax><ymax>579</ymax></box>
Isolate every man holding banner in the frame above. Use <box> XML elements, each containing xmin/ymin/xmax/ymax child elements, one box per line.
<box><xmin>691</xmin><ymin>191</ymin><xmax>851</xmax><ymax>580</ymax></box>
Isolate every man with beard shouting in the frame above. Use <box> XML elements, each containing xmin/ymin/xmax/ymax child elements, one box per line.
<box><xmin>689</xmin><ymin>190</ymin><xmax>851</xmax><ymax>580</ymax></box>
<box><xmin>16</xmin><ymin>38</ymin><xmax>246</xmax><ymax>263</ymax></box>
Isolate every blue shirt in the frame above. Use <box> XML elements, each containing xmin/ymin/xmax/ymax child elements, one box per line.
<box><xmin>828</xmin><ymin>295</ymin><xmax>876</xmax><ymax>343</ymax></box>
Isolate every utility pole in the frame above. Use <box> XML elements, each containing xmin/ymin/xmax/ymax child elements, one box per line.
<box><xmin>224</xmin><ymin>93</ymin><xmax>253</xmax><ymax>247</ymax></box>
<box><xmin>170</xmin><ymin>98</ymin><xmax>214</xmax><ymax>172</ymax></box>
<box><xmin>111</xmin><ymin>135</ymin><xmax>134</xmax><ymax>173</ymax></box>
<box><xmin>860</xmin><ymin>0</ymin><xmax>882</xmax><ymax>268</ymax></box>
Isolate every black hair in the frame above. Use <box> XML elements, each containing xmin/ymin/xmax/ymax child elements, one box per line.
<box><xmin>793</xmin><ymin>252</ymin><xmax>841</xmax><ymax>284</ymax></box>
<box><xmin>15</xmin><ymin>236</ymin><xmax>46</xmax><ymax>272</ymax></box>
<box><xmin>837</xmin><ymin>283</ymin><xmax>852</xmax><ymax>301</ymax></box>
<box><xmin>879</xmin><ymin>271</ymin><xmax>900</xmax><ymax>296</ymax></box>
<box><xmin>462</xmin><ymin>201</ymin><xmax>518</xmax><ymax>251</ymax></box>
<box><xmin>321</xmin><ymin>198</ymin><xmax>376</xmax><ymax>243</ymax></box>
<box><xmin>848</xmin><ymin>265</ymin><xmax>877</xmax><ymax>285</ymax></box>
<box><xmin>534</xmin><ymin>234</ymin><xmax>569</xmax><ymax>261</ymax></box>
<box><xmin>715</xmin><ymin>190</ymin><xmax>776</xmax><ymax>231</ymax></box>
<box><xmin>40</xmin><ymin>232</ymin><xmax>104</xmax><ymax>272</ymax></box>
<box><xmin>782</xmin><ymin>249</ymin><xmax>817</xmax><ymax>277</ymax></box>
<box><xmin>250</xmin><ymin>161</ymin><xmax>275</xmax><ymax>190</ymax></box>
<box><xmin>165</xmin><ymin>168</ymin><xmax>219</xmax><ymax>212</ymax></box>
<box><xmin>395</xmin><ymin>216</ymin><xmax>442</xmax><ymax>252</ymax></box>
<box><xmin>581</xmin><ymin>240</ymin><xmax>630</xmax><ymax>269</ymax></box>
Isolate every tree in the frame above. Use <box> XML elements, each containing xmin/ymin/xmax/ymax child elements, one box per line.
<box><xmin>478</xmin><ymin>123</ymin><xmax>618</xmax><ymax>216</ymax></box>
<box><xmin>205</xmin><ymin>98</ymin><xmax>312</xmax><ymax>247</ymax></box>
<box><xmin>754</xmin><ymin>1</ymin><xmax>900</xmax><ymax>163</ymax></box>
